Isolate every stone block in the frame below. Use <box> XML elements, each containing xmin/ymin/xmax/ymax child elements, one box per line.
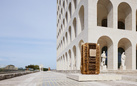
<box><xmin>67</xmin><ymin>74</ymin><xmax>122</xmax><ymax>81</ymax></box>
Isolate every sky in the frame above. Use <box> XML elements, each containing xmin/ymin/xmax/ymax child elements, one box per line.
<box><xmin>0</xmin><ymin>0</ymin><xmax>57</xmax><ymax>69</ymax></box>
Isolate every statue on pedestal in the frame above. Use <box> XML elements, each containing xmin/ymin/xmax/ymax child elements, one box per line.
<box><xmin>101</xmin><ymin>51</ymin><xmax>106</xmax><ymax>66</ymax></box>
<box><xmin>101</xmin><ymin>51</ymin><xmax>107</xmax><ymax>70</ymax></box>
<box><xmin>121</xmin><ymin>52</ymin><xmax>126</xmax><ymax>67</ymax></box>
<box><xmin>120</xmin><ymin>52</ymin><xmax>126</xmax><ymax>70</ymax></box>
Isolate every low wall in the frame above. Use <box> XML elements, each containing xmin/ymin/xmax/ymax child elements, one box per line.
<box><xmin>0</xmin><ymin>71</ymin><xmax>38</xmax><ymax>80</ymax></box>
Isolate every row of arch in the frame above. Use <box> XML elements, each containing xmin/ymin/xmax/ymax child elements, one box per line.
<box><xmin>57</xmin><ymin>0</ymin><xmax>77</xmax><ymax>28</ymax></box>
<box><xmin>57</xmin><ymin>36</ymin><xmax>136</xmax><ymax>70</ymax></box>
<box><xmin>97</xmin><ymin>0</ymin><xmax>137</xmax><ymax>31</ymax></box>
<box><xmin>57</xmin><ymin>40</ymin><xmax>84</xmax><ymax>70</ymax></box>
<box><xmin>98</xmin><ymin>36</ymin><xmax>132</xmax><ymax>69</ymax></box>
<box><xmin>57</xmin><ymin>5</ymin><xmax>84</xmax><ymax>52</ymax></box>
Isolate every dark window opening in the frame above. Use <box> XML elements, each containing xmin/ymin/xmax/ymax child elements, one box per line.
<box><xmin>118</xmin><ymin>21</ymin><xmax>125</xmax><ymax>30</ymax></box>
<box><xmin>118</xmin><ymin>47</ymin><xmax>125</xmax><ymax>69</ymax></box>
<box><xmin>102</xmin><ymin>19</ymin><xmax>107</xmax><ymax>27</ymax></box>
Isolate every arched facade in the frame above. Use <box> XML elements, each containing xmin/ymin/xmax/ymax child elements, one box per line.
<box><xmin>136</xmin><ymin>44</ymin><xmax>137</xmax><ymax>69</ymax></box>
<box><xmin>65</xmin><ymin>52</ymin><xmax>68</xmax><ymax>70</ymax></box>
<box><xmin>136</xmin><ymin>10</ymin><xmax>137</xmax><ymax>31</ymax></box>
<box><xmin>68</xmin><ymin>49</ymin><xmax>72</xmax><ymax>70</ymax></box>
<box><xmin>78</xmin><ymin>5</ymin><xmax>84</xmax><ymax>35</ymax></box>
<box><xmin>56</xmin><ymin>0</ymin><xmax>137</xmax><ymax>71</ymax></box>
<box><xmin>68</xmin><ymin>3</ymin><xmax>71</xmax><ymax>22</ymax></box>
<box><xmin>97</xmin><ymin>36</ymin><xmax>113</xmax><ymax>69</ymax></box>
<box><xmin>72</xmin><ymin>18</ymin><xmax>77</xmax><ymax>40</ymax></box>
<box><xmin>78</xmin><ymin>40</ymin><xmax>84</xmax><ymax>70</ymax></box>
<box><xmin>97</xmin><ymin>0</ymin><xmax>113</xmax><ymax>27</ymax></box>
<box><xmin>68</xmin><ymin>26</ymin><xmax>71</xmax><ymax>44</ymax></box>
<box><xmin>118</xmin><ymin>2</ymin><xmax>132</xmax><ymax>30</ymax></box>
<box><xmin>72</xmin><ymin>46</ymin><xmax>77</xmax><ymax>70</ymax></box>
<box><xmin>118</xmin><ymin>38</ymin><xmax>132</xmax><ymax>69</ymax></box>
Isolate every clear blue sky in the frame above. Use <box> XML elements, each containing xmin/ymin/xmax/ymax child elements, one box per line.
<box><xmin>0</xmin><ymin>0</ymin><xmax>57</xmax><ymax>69</ymax></box>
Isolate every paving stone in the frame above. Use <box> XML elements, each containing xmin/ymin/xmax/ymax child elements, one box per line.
<box><xmin>0</xmin><ymin>71</ymin><xmax>137</xmax><ymax>86</ymax></box>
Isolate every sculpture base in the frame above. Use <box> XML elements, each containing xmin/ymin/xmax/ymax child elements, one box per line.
<box><xmin>101</xmin><ymin>65</ymin><xmax>107</xmax><ymax>70</ymax></box>
<box><xmin>120</xmin><ymin>66</ymin><xmax>126</xmax><ymax>70</ymax></box>
<box><xmin>67</xmin><ymin>74</ymin><xmax>121</xmax><ymax>81</ymax></box>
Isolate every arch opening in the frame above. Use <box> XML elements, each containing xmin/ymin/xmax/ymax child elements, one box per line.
<box><xmin>73</xmin><ymin>46</ymin><xmax>76</xmax><ymax>70</ymax></box>
<box><xmin>78</xmin><ymin>5</ymin><xmax>84</xmax><ymax>34</ymax></box>
<box><xmin>118</xmin><ymin>38</ymin><xmax>132</xmax><ymax>69</ymax></box>
<box><xmin>65</xmin><ymin>53</ymin><xmax>68</xmax><ymax>70</ymax></box>
<box><xmin>69</xmin><ymin>3</ymin><xmax>71</xmax><ymax>21</ymax></box>
<box><xmin>118</xmin><ymin>2</ymin><xmax>132</xmax><ymax>30</ymax></box>
<box><xmin>136</xmin><ymin>10</ymin><xmax>137</xmax><ymax>31</ymax></box>
<box><xmin>73</xmin><ymin>18</ymin><xmax>77</xmax><ymax>39</ymax></box>
<box><xmin>68</xmin><ymin>50</ymin><xmax>71</xmax><ymax>70</ymax></box>
<box><xmin>74</xmin><ymin>0</ymin><xmax>76</xmax><ymax>9</ymax></box>
<box><xmin>65</xmin><ymin>32</ymin><xmax>68</xmax><ymax>46</ymax></box>
<box><xmin>68</xmin><ymin>26</ymin><xmax>71</xmax><ymax>42</ymax></box>
<box><xmin>136</xmin><ymin>44</ymin><xmax>137</xmax><ymax>69</ymax></box>
<box><xmin>77</xmin><ymin>40</ymin><xmax>84</xmax><ymax>70</ymax></box>
<box><xmin>97</xmin><ymin>0</ymin><xmax>113</xmax><ymax>28</ymax></box>
<box><xmin>101</xmin><ymin>46</ymin><xmax>108</xmax><ymax>66</ymax></box>
<box><xmin>118</xmin><ymin>47</ymin><xmax>125</xmax><ymax>69</ymax></box>
<box><xmin>65</xmin><ymin>12</ymin><xmax>68</xmax><ymax>24</ymax></box>
<box><xmin>97</xmin><ymin>36</ymin><xmax>113</xmax><ymax>69</ymax></box>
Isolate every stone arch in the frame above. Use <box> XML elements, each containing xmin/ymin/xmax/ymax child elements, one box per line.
<box><xmin>136</xmin><ymin>44</ymin><xmax>137</xmax><ymax>69</ymax></box>
<box><xmin>97</xmin><ymin>36</ymin><xmax>113</xmax><ymax>69</ymax></box>
<box><xmin>68</xmin><ymin>26</ymin><xmax>72</xmax><ymax>43</ymax></box>
<box><xmin>78</xmin><ymin>5</ymin><xmax>84</xmax><ymax>35</ymax></box>
<box><xmin>65</xmin><ymin>32</ymin><xmax>68</xmax><ymax>46</ymax></box>
<box><xmin>63</xmin><ymin>19</ymin><xmax>65</xmax><ymax>28</ymax></box>
<box><xmin>118</xmin><ymin>2</ymin><xmax>132</xmax><ymax>30</ymax></box>
<box><xmin>63</xmin><ymin>55</ymin><xmax>65</xmax><ymax>70</ymax></box>
<box><xmin>72</xmin><ymin>18</ymin><xmax>77</xmax><ymax>40</ymax></box>
<box><xmin>136</xmin><ymin>10</ymin><xmax>137</xmax><ymax>31</ymax></box>
<box><xmin>118</xmin><ymin>38</ymin><xmax>132</xmax><ymax>69</ymax></box>
<box><xmin>61</xmin><ymin>56</ymin><xmax>63</xmax><ymax>70</ymax></box>
<box><xmin>68</xmin><ymin>49</ymin><xmax>72</xmax><ymax>70</ymax></box>
<box><xmin>61</xmin><ymin>24</ymin><xmax>63</xmax><ymax>32</ymax></box>
<box><xmin>63</xmin><ymin>1</ymin><xmax>65</xmax><ymax>10</ymax></box>
<box><xmin>72</xmin><ymin>45</ymin><xmax>77</xmax><ymax>70</ymax></box>
<box><xmin>61</xmin><ymin>8</ymin><xmax>63</xmax><ymax>15</ymax></box>
<box><xmin>65</xmin><ymin>12</ymin><xmax>68</xmax><ymax>24</ymax></box>
<box><xmin>72</xmin><ymin>0</ymin><xmax>77</xmax><ymax>14</ymax></box>
<box><xmin>78</xmin><ymin>40</ymin><xmax>84</xmax><ymax>70</ymax></box>
<box><xmin>63</xmin><ymin>37</ymin><xmax>65</xmax><ymax>49</ymax></box>
<box><xmin>97</xmin><ymin>0</ymin><xmax>113</xmax><ymax>27</ymax></box>
<box><xmin>65</xmin><ymin>52</ymin><xmax>68</xmax><ymax>70</ymax></box>
<box><xmin>68</xmin><ymin>2</ymin><xmax>72</xmax><ymax>21</ymax></box>
<box><xmin>73</xmin><ymin>0</ymin><xmax>76</xmax><ymax>9</ymax></box>
<box><xmin>61</xmin><ymin>40</ymin><xmax>63</xmax><ymax>51</ymax></box>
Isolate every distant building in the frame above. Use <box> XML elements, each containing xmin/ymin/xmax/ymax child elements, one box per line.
<box><xmin>39</xmin><ymin>65</ymin><xmax>44</xmax><ymax>71</ymax></box>
<box><xmin>56</xmin><ymin>0</ymin><xmax>137</xmax><ymax>70</ymax></box>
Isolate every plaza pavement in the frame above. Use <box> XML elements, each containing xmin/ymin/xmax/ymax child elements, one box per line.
<box><xmin>0</xmin><ymin>71</ymin><xmax>137</xmax><ymax>86</ymax></box>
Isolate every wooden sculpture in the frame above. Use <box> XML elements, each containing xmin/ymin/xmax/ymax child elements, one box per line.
<box><xmin>80</xmin><ymin>43</ymin><xmax>100</xmax><ymax>74</ymax></box>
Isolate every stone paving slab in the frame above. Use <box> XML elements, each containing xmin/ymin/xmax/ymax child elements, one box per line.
<box><xmin>0</xmin><ymin>71</ymin><xmax>137</xmax><ymax>86</ymax></box>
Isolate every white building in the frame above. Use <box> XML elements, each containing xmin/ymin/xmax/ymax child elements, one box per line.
<box><xmin>56</xmin><ymin>0</ymin><xmax>137</xmax><ymax>70</ymax></box>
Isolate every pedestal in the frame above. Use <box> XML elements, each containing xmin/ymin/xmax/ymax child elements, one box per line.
<box><xmin>120</xmin><ymin>66</ymin><xmax>126</xmax><ymax>70</ymax></box>
<box><xmin>101</xmin><ymin>65</ymin><xmax>107</xmax><ymax>70</ymax></box>
<box><xmin>67</xmin><ymin>74</ymin><xmax>122</xmax><ymax>81</ymax></box>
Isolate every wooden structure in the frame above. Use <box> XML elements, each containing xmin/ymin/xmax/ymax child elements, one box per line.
<box><xmin>48</xmin><ymin>67</ymin><xmax>51</xmax><ymax>71</ymax></box>
<box><xmin>81</xmin><ymin>43</ymin><xmax>100</xmax><ymax>74</ymax></box>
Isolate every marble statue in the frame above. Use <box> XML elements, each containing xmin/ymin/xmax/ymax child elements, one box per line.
<box><xmin>121</xmin><ymin>52</ymin><xmax>126</xmax><ymax>67</ymax></box>
<box><xmin>101</xmin><ymin>51</ymin><xmax>107</xmax><ymax>66</ymax></box>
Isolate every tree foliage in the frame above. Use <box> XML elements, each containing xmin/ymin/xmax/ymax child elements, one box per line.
<box><xmin>25</xmin><ymin>65</ymin><xmax>39</xmax><ymax>70</ymax></box>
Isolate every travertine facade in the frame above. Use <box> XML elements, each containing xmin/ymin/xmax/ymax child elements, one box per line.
<box><xmin>56</xmin><ymin>0</ymin><xmax>137</xmax><ymax>70</ymax></box>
